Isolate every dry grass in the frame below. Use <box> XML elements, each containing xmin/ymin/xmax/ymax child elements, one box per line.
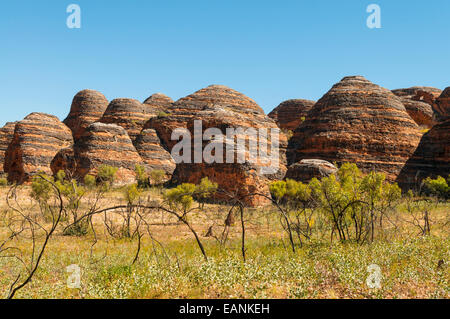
<box><xmin>0</xmin><ymin>186</ymin><xmax>448</xmax><ymax>299</ymax></box>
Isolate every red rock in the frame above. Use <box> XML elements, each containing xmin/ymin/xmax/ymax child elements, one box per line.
<box><xmin>5</xmin><ymin>113</ymin><xmax>73</xmax><ymax>183</ymax></box>
<box><xmin>285</xmin><ymin>159</ymin><xmax>337</xmax><ymax>183</ymax></box>
<box><xmin>145</xmin><ymin>85</ymin><xmax>287</xmax><ymax>206</ymax></box>
<box><xmin>0</xmin><ymin>122</ymin><xmax>16</xmax><ymax>175</ymax></box>
<box><xmin>435</xmin><ymin>87</ymin><xmax>450</xmax><ymax>121</ymax></box>
<box><xmin>268</xmin><ymin>99</ymin><xmax>315</xmax><ymax>131</ymax></box>
<box><xmin>64</xmin><ymin>90</ymin><xmax>109</xmax><ymax>141</ymax></box>
<box><xmin>100</xmin><ymin>98</ymin><xmax>155</xmax><ymax>141</ymax></box>
<box><xmin>133</xmin><ymin>129</ymin><xmax>176</xmax><ymax>182</ymax></box>
<box><xmin>399</xmin><ymin>97</ymin><xmax>436</xmax><ymax>128</ymax></box>
<box><xmin>289</xmin><ymin>76</ymin><xmax>422</xmax><ymax>181</ymax></box>
<box><xmin>397</xmin><ymin>119</ymin><xmax>450</xmax><ymax>189</ymax></box>
<box><xmin>143</xmin><ymin>93</ymin><xmax>174</xmax><ymax>112</ymax></box>
<box><xmin>52</xmin><ymin>123</ymin><xmax>145</xmax><ymax>185</ymax></box>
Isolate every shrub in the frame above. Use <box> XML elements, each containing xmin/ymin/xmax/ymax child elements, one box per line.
<box><xmin>194</xmin><ymin>177</ymin><xmax>218</xmax><ymax>202</ymax></box>
<box><xmin>135</xmin><ymin>165</ymin><xmax>149</xmax><ymax>189</ymax></box>
<box><xmin>0</xmin><ymin>178</ymin><xmax>8</xmax><ymax>187</ymax></box>
<box><xmin>157</xmin><ymin>111</ymin><xmax>170</xmax><ymax>118</ymax></box>
<box><xmin>31</xmin><ymin>174</ymin><xmax>53</xmax><ymax>202</ymax></box>
<box><xmin>124</xmin><ymin>184</ymin><xmax>142</xmax><ymax>205</ymax></box>
<box><xmin>97</xmin><ymin>165</ymin><xmax>118</xmax><ymax>189</ymax></box>
<box><xmin>164</xmin><ymin>183</ymin><xmax>196</xmax><ymax>213</ymax></box>
<box><xmin>84</xmin><ymin>174</ymin><xmax>96</xmax><ymax>189</ymax></box>
<box><xmin>423</xmin><ymin>176</ymin><xmax>449</xmax><ymax>200</ymax></box>
<box><xmin>150</xmin><ymin>170</ymin><xmax>166</xmax><ymax>186</ymax></box>
<box><xmin>63</xmin><ymin>218</ymin><xmax>90</xmax><ymax>237</ymax></box>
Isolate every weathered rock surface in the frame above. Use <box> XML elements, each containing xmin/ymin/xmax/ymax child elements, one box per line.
<box><xmin>392</xmin><ymin>87</ymin><xmax>442</xmax><ymax>106</ymax></box>
<box><xmin>64</xmin><ymin>90</ymin><xmax>109</xmax><ymax>141</ymax></box>
<box><xmin>399</xmin><ymin>97</ymin><xmax>435</xmax><ymax>128</ymax></box>
<box><xmin>288</xmin><ymin>76</ymin><xmax>422</xmax><ymax>181</ymax></box>
<box><xmin>145</xmin><ymin>85</ymin><xmax>287</xmax><ymax>206</ymax></box>
<box><xmin>435</xmin><ymin>87</ymin><xmax>450</xmax><ymax>121</ymax></box>
<box><xmin>397</xmin><ymin>119</ymin><xmax>450</xmax><ymax>189</ymax></box>
<box><xmin>100</xmin><ymin>98</ymin><xmax>155</xmax><ymax>141</ymax></box>
<box><xmin>268</xmin><ymin>99</ymin><xmax>315</xmax><ymax>131</ymax></box>
<box><xmin>143</xmin><ymin>93</ymin><xmax>174</xmax><ymax>112</ymax></box>
<box><xmin>392</xmin><ymin>86</ymin><xmax>443</xmax><ymax>125</ymax></box>
<box><xmin>51</xmin><ymin>123</ymin><xmax>145</xmax><ymax>185</ymax></box>
<box><xmin>0</xmin><ymin>122</ymin><xmax>16</xmax><ymax>174</ymax></box>
<box><xmin>133</xmin><ymin>129</ymin><xmax>176</xmax><ymax>182</ymax></box>
<box><xmin>285</xmin><ymin>159</ymin><xmax>337</xmax><ymax>183</ymax></box>
<box><xmin>5</xmin><ymin>113</ymin><xmax>73</xmax><ymax>183</ymax></box>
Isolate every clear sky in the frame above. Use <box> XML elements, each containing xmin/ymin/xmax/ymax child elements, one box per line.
<box><xmin>0</xmin><ymin>0</ymin><xmax>449</xmax><ymax>126</ymax></box>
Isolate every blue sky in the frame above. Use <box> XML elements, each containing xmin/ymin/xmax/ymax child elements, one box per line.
<box><xmin>0</xmin><ymin>0</ymin><xmax>449</xmax><ymax>126</ymax></box>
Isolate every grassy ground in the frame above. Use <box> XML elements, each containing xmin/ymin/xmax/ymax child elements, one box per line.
<box><xmin>0</xmin><ymin>187</ymin><xmax>449</xmax><ymax>299</ymax></box>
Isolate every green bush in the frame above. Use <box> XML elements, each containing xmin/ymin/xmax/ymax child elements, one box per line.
<box><xmin>164</xmin><ymin>183</ymin><xmax>196</xmax><ymax>213</ymax></box>
<box><xmin>135</xmin><ymin>165</ymin><xmax>149</xmax><ymax>188</ymax></box>
<box><xmin>84</xmin><ymin>174</ymin><xmax>96</xmax><ymax>189</ymax></box>
<box><xmin>157</xmin><ymin>111</ymin><xmax>170</xmax><ymax>118</ymax></box>
<box><xmin>97</xmin><ymin>165</ymin><xmax>118</xmax><ymax>189</ymax></box>
<box><xmin>63</xmin><ymin>219</ymin><xmax>90</xmax><ymax>237</ymax></box>
<box><xmin>0</xmin><ymin>177</ymin><xmax>8</xmax><ymax>187</ymax></box>
<box><xmin>194</xmin><ymin>177</ymin><xmax>218</xmax><ymax>202</ymax></box>
<box><xmin>150</xmin><ymin>170</ymin><xmax>166</xmax><ymax>186</ymax></box>
<box><xmin>124</xmin><ymin>184</ymin><xmax>142</xmax><ymax>204</ymax></box>
<box><xmin>423</xmin><ymin>176</ymin><xmax>449</xmax><ymax>200</ymax></box>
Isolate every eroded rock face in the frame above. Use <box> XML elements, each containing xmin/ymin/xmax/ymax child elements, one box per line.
<box><xmin>399</xmin><ymin>97</ymin><xmax>435</xmax><ymax>128</ymax></box>
<box><xmin>392</xmin><ymin>86</ymin><xmax>442</xmax><ymax>125</ymax></box>
<box><xmin>435</xmin><ymin>87</ymin><xmax>450</xmax><ymax>121</ymax></box>
<box><xmin>100</xmin><ymin>98</ymin><xmax>155</xmax><ymax>141</ymax></box>
<box><xmin>143</xmin><ymin>93</ymin><xmax>174</xmax><ymax>112</ymax></box>
<box><xmin>5</xmin><ymin>113</ymin><xmax>73</xmax><ymax>183</ymax></box>
<box><xmin>285</xmin><ymin>159</ymin><xmax>337</xmax><ymax>183</ymax></box>
<box><xmin>397</xmin><ymin>119</ymin><xmax>450</xmax><ymax>189</ymax></box>
<box><xmin>64</xmin><ymin>90</ymin><xmax>109</xmax><ymax>141</ymax></box>
<box><xmin>288</xmin><ymin>76</ymin><xmax>422</xmax><ymax>181</ymax></box>
<box><xmin>51</xmin><ymin>123</ymin><xmax>145</xmax><ymax>185</ymax></box>
<box><xmin>133</xmin><ymin>129</ymin><xmax>176</xmax><ymax>182</ymax></box>
<box><xmin>0</xmin><ymin>122</ymin><xmax>16</xmax><ymax>174</ymax></box>
<box><xmin>145</xmin><ymin>85</ymin><xmax>287</xmax><ymax>206</ymax></box>
<box><xmin>268</xmin><ymin>99</ymin><xmax>315</xmax><ymax>131</ymax></box>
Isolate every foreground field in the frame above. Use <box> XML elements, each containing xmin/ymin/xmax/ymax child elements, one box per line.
<box><xmin>0</xmin><ymin>186</ymin><xmax>448</xmax><ymax>299</ymax></box>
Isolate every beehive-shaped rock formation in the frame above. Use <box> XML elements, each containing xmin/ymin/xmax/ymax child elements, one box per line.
<box><xmin>100</xmin><ymin>98</ymin><xmax>154</xmax><ymax>141</ymax></box>
<box><xmin>52</xmin><ymin>123</ymin><xmax>145</xmax><ymax>185</ymax></box>
<box><xmin>133</xmin><ymin>129</ymin><xmax>176</xmax><ymax>182</ymax></box>
<box><xmin>435</xmin><ymin>87</ymin><xmax>450</xmax><ymax>121</ymax></box>
<box><xmin>268</xmin><ymin>99</ymin><xmax>315</xmax><ymax>131</ymax></box>
<box><xmin>64</xmin><ymin>89</ymin><xmax>109</xmax><ymax>141</ymax></box>
<box><xmin>143</xmin><ymin>93</ymin><xmax>174</xmax><ymax>112</ymax></box>
<box><xmin>5</xmin><ymin>113</ymin><xmax>73</xmax><ymax>183</ymax></box>
<box><xmin>288</xmin><ymin>76</ymin><xmax>422</xmax><ymax>181</ymax></box>
<box><xmin>397</xmin><ymin>119</ymin><xmax>450</xmax><ymax>189</ymax></box>
<box><xmin>0</xmin><ymin>122</ymin><xmax>16</xmax><ymax>174</ymax></box>
<box><xmin>145</xmin><ymin>85</ymin><xmax>287</xmax><ymax>206</ymax></box>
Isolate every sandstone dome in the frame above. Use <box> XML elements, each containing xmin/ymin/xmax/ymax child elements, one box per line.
<box><xmin>288</xmin><ymin>76</ymin><xmax>422</xmax><ymax>181</ymax></box>
<box><xmin>64</xmin><ymin>89</ymin><xmax>109</xmax><ymax>141</ymax></box>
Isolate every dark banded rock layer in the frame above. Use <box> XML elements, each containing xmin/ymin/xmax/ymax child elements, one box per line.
<box><xmin>143</xmin><ymin>93</ymin><xmax>174</xmax><ymax>112</ymax></box>
<box><xmin>288</xmin><ymin>76</ymin><xmax>422</xmax><ymax>181</ymax></box>
<box><xmin>133</xmin><ymin>129</ymin><xmax>176</xmax><ymax>182</ymax></box>
<box><xmin>268</xmin><ymin>99</ymin><xmax>315</xmax><ymax>131</ymax></box>
<box><xmin>0</xmin><ymin>122</ymin><xmax>16</xmax><ymax>174</ymax></box>
<box><xmin>100</xmin><ymin>98</ymin><xmax>155</xmax><ymax>141</ymax></box>
<box><xmin>145</xmin><ymin>85</ymin><xmax>287</xmax><ymax>206</ymax></box>
<box><xmin>397</xmin><ymin>119</ymin><xmax>450</xmax><ymax>189</ymax></box>
<box><xmin>5</xmin><ymin>113</ymin><xmax>73</xmax><ymax>183</ymax></box>
<box><xmin>52</xmin><ymin>123</ymin><xmax>145</xmax><ymax>185</ymax></box>
<box><xmin>435</xmin><ymin>87</ymin><xmax>450</xmax><ymax>121</ymax></box>
<box><xmin>285</xmin><ymin>159</ymin><xmax>337</xmax><ymax>183</ymax></box>
<box><xmin>64</xmin><ymin>90</ymin><xmax>109</xmax><ymax>141</ymax></box>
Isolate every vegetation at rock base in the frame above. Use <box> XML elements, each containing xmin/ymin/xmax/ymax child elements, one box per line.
<box><xmin>0</xmin><ymin>164</ymin><xmax>448</xmax><ymax>299</ymax></box>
